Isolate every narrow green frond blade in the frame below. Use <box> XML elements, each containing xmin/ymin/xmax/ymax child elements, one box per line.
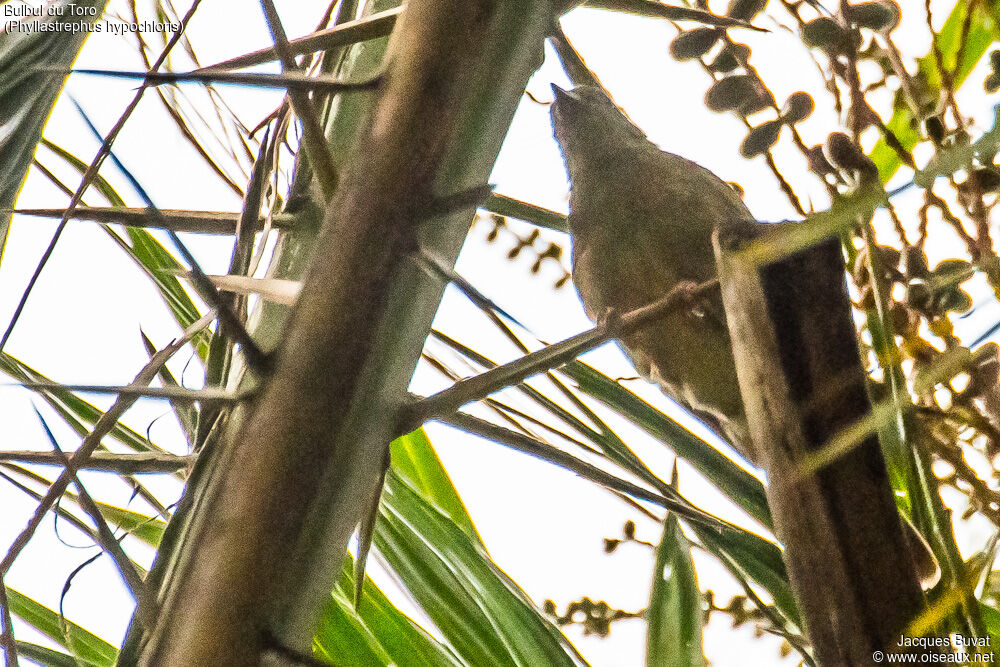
<box><xmin>316</xmin><ymin>554</ymin><xmax>464</xmax><ymax>667</ymax></box>
<box><xmin>376</xmin><ymin>471</ymin><xmax>590</xmax><ymax>667</ymax></box>
<box><xmin>14</xmin><ymin>641</ymin><xmax>85</xmax><ymax>667</ymax></box>
<box><xmin>5</xmin><ymin>587</ymin><xmax>117</xmax><ymax>666</ymax></box>
<box><xmin>391</xmin><ymin>428</ymin><xmax>481</xmax><ymax>542</ymax></box>
<box><xmin>0</xmin><ymin>0</ymin><xmax>108</xmax><ymax>256</ymax></box>
<box><xmin>870</xmin><ymin>2</ymin><xmax>1000</xmax><ymax>182</ymax></box>
<box><xmin>647</xmin><ymin>507</ymin><xmax>705</xmax><ymax>666</ymax></box>
<box><xmin>563</xmin><ymin>360</ymin><xmax>771</xmax><ymax>529</ymax></box>
<box><xmin>0</xmin><ymin>352</ymin><xmax>158</xmax><ymax>455</ymax></box>
<box><xmin>42</xmin><ymin>141</ymin><xmax>211</xmax><ymax>359</ymax></box>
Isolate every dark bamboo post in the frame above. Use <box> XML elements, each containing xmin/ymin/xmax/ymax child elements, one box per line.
<box><xmin>713</xmin><ymin>221</ymin><xmax>934</xmax><ymax>665</ymax></box>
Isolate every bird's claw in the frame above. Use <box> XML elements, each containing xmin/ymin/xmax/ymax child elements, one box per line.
<box><xmin>675</xmin><ymin>280</ymin><xmax>708</xmax><ymax>319</ymax></box>
<box><xmin>597</xmin><ymin>307</ymin><xmax>623</xmax><ymax>333</ymax></box>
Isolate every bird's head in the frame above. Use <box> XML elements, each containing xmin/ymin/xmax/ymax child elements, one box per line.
<box><xmin>550</xmin><ymin>84</ymin><xmax>649</xmax><ymax>181</ymax></box>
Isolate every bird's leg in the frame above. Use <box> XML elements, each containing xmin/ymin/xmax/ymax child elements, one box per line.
<box><xmin>673</xmin><ymin>278</ymin><xmax>730</xmax><ymax>331</ymax></box>
<box><xmin>595</xmin><ymin>306</ymin><xmax>623</xmax><ymax>334</ymax></box>
<box><xmin>673</xmin><ymin>279</ymin><xmax>710</xmax><ymax>321</ymax></box>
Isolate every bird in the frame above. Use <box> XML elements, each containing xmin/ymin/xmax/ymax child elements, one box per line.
<box><xmin>550</xmin><ymin>83</ymin><xmax>942</xmax><ymax>589</ymax></box>
<box><xmin>550</xmin><ymin>83</ymin><xmax>758</xmax><ymax>464</ymax></box>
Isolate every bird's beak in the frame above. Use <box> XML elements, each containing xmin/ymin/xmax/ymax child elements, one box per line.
<box><xmin>551</xmin><ymin>84</ymin><xmax>573</xmax><ymax>105</ymax></box>
<box><xmin>550</xmin><ymin>84</ymin><xmax>581</xmax><ymax>147</ymax></box>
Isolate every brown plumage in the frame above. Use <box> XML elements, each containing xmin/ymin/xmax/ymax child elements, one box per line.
<box><xmin>551</xmin><ymin>84</ymin><xmax>757</xmax><ymax>462</ymax></box>
<box><xmin>550</xmin><ymin>85</ymin><xmax>943</xmax><ymax>587</ymax></box>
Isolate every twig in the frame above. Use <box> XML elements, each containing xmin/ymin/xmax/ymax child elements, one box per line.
<box><xmin>424</xmin><ymin>343</ymin><xmax>603</xmax><ymax>454</ymax></box>
<box><xmin>198</xmin><ymin>7</ymin><xmax>403</xmax><ymax>73</ymax></box>
<box><xmin>7</xmin><ymin>380</ymin><xmax>240</xmax><ymax>405</ymax></box>
<box><xmin>879</xmin><ymin>39</ymin><xmax>920</xmax><ymax>116</ymax></box>
<box><xmin>0</xmin><ymin>468</ymin><xmax>102</xmax><ymax>546</ymax></box>
<box><xmin>400</xmin><ymin>279</ymin><xmax>718</xmax><ymax>431</ymax></box>
<box><xmin>127</xmin><ymin>0</ymin><xmax>246</xmax><ymax>200</ymax></box>
<box><xmin>259</xmin><ymin>0</ymin><xmax>339</xmax><ymax>199</ymax></box>
<box><xmin>422</xmin><ymin>352</ymin><xmax>552</xmax><ymax>442</ymax></box>
<box><xmin>686</xmin><ymin>22</ymin><xmax>808</xmax><ymax>214</ymax></box>
<box><xmin>0</xmin><ymin>0</ymin><xmax>204</xmax><ymax>351</ymax></box>
<box><xmin>924</xmin><ymin>0</ymin><xmax>964</xmax><ymax>132</ymax></box>
<box><xmin>38</xmin><ymin>418</ymin><xmax>146</xmax><ymax>602</ymax></box>
<box><xmin>0</xmin><ymin>334</ymin><xmax>191</xmax><ymax>578</ymax></box>
<box><xmin>440</xmin><ymin>411</ymin><xmax>724</xmax><ymax>528</ymax></box>
<box><xmin>927</xmin><ymin>426</ymin><xmax>1000</xmax><ymax>527</ymax></box>
<box><xmin>70</xmin><ymin>100</ymin><xmax>270</xmax><ymax>375</ymax></box>
<box><xmin>0</xmin><ymin>581</ymin><xmax>15</xmax><ymax>667</ymax></box>
<box><xmin>924</xmin><ymin>189</ymin><xmax>977</xmax><ymax>257</ymax></box>
<box><xmin>837</xmin><ymin>1</ymin><xmax>870</xmax><ymax>139</ymax></box>
<box><xmin>0</xmin><ymin>465</ymin><xmax>166</xmax><ymax>550</ymax></box>
<box><xmin>763</xmin><ymin>151</ymin><xmax>806</xmax><ymax>216</ymax></box>
<box><xmin>0</xmin><ymin>451</ymin><xmax>190</xmax><ymax>474</ymax></box>
<box><xmin>61</xmin><ymin>67</ymin><xmax>383</xmax><ymax>95</ymax></box>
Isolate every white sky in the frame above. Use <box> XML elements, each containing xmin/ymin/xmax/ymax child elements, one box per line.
<box><xmin>0</xmin><ymin>0</ymin><xmax>992</xmax><ymax>665</ymax></box>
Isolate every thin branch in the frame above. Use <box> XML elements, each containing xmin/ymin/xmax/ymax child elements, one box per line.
<box><xmin>763</xmin><ymin>151</ymin><xmax>806</xmax><ymax>216</ymax></box>
<box><xmin>925</xmin><ymin>189</ymin><xmax>977</xmax><ymax>256</ymax></box>
<box><xmin>709</xmin><ymin>29</ymin><xmax>809</xmax><ymax>214</ymax></box>
<box><xmin>259</xmin><ymin>0</ymin><xmax>339</xmax><ymax>198</ymax></box>
<box><xmin>0</xmin><ymin>333</ymin><xmax>191</xmax><ymax>578</ymax></box>
<box><xmin>66</xmin><ymin>67</ymin><xmax>383</xmax><ymax>95</ymax></box>
<box><xmin>0</xmin><ymin>451</ymin><xmax>190</xmax><ymax>474</ymax></box>
<box><xmin>0</xmin><ymin>465</ymin><xmax>161</xmax><ymax>545</ymax></box>
<box><xmin>400</xmin><ymin>279</ymin><xmax>718</xmax><ymax>431</ymax></box>
<box><xmin>0</xmin><ymin>468</ymin><xmax>103</xmax><ymax>545</ymax></box>
<box><xmin>8</xmin><ymin>380</ymin><xmax>240</xmax><ymax>405</ymax></box>
<box><xmin>0</xmin><ymin>0</ymin><xmax>204</xmax><ymax>352</ymax></box>
<box><xmin>38</xmin><ymin>419</ymin><xmax>145</xmax><ymax>602</ymax></box>
<box><xmin>198</xmin><ymin>6</ymin><xmax>403</xmax><ymax>72</ymax></box>
<box><xmin>7</xmin><ymin>207</ymin><xmax>294</xmax><ymax>234</ymax></box>
<box><xmin>128</xmin><ymin>1</ymin><xmax>247</xmax><ymax>200</ymax></box>
<box><xmin>0</xmin><ymin>581</ymin><xmax>15</xmax><ymax>667</ymax></box>
<box><xmin>577</xmin><ymin>0</ymin><xmax>764</xmax><ymax>30</ymax></box>
<box><xmin>439</xmin><ymin>411</ymin><xmax>725</xmax><ymax>528</ymax></box>
<box><xmin>414</xmin><ymin>246</ymin><xmax>524</xmax><ymax>327</ymax></box>
<box><xmin>425</xmin><ymin>346</ymin><xmax>601</xmax><ymax>453</ymax></box>
<box><xmin>165</xmin><ymin>228</ymin><xmax>271</xmax><ymax>373</ymax></box>
<box><xmin>613</xmin><ymin>490</ymin><xmax>662</xmax><ymax>522</ymax></box>
<box><xmin>877</xmin><ymin>34</ymin><xmax>925</xmax><ymax>118</ymax></box>
<box><xmin>427</xmin><ymin>330</ymin><xmax>617</xmax><ymax>448</ymax></box>
<box><xmin>421</xmin><ymin>352</ymin><xmax>542</xmax><ymax>440</ymax></box>
<box><xmin>923</xmin><ymin>0</ymin><xmax>964</xmax><ymax>132</ymax></box>
<box><xmin>70</xmin><ymin>99</ymin><xmax>270</xmax><ymax>375</ymax></box>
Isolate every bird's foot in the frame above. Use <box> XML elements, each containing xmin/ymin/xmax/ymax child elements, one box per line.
<box><xmin>597</xmin><ymin>307</ymin><xmax>623</xmax><ymax>333</ymax></box>
<box><xmin>674</xmin><ymin>280</ymin><xmax>709</xmax><ymax>320</ymax></box>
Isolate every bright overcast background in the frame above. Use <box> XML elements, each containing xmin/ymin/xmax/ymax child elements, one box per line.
<box><xmin>0</xmin><ymin>0</ymin><xmax>993</xmax><ymax>665</ymax></box>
